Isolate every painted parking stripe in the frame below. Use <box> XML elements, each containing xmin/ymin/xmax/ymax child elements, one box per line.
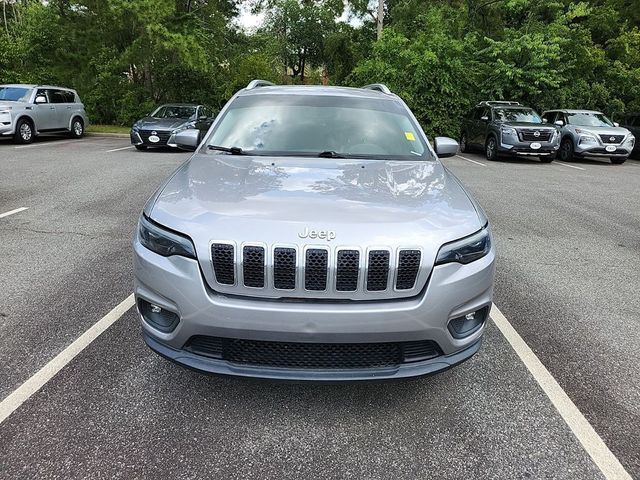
<box><xmin>0</xmin><ymin>207</ymin><xmax>28</xmax><ymax>219</ymax></box>
<box><xmin>0</xmin><ymin>294</ymin><xmax>134</xmax><ymax>425</ymax></box>
<box><xmin>555</xmin><ymin>161</ymin><xmax>586</xmax><ymax>171</ymax></box>
<box><xmin>105</xmin><ymin>145</ymin><xmax>134</xmax><ymax>153</ymax></box>
<box><xmin>491</xmin><ymin>304</ymin><xmax>632</xmax><ymax>480</ymax></box>
<box><xmin>14</xmin><ymin>139</ymin><xmax>85</xmax><ymax>149</ymax></box>
<box><xmin>455</xmin><ymin>154</ymin><xmax>487</xmax><ymax>166</ymax></box>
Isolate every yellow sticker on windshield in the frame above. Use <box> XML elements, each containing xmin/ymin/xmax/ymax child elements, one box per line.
<box><xmin>405</xmin><ymin>132</ymin><xmax>416</xmax><ymax>141</ymax></box>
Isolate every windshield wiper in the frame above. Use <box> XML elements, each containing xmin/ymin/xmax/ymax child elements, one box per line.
<box><xmin>208</xmin><ymin>145</ymin><xmax>245</xmax><ymax>155</ymax></box>
<box><xmin>317</xmin><ymin>150</ymin><xmax>346</xmax><ymax>158</ymax></box>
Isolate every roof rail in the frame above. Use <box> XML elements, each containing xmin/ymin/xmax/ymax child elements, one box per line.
<box><xmin>246</xmin><ymin>79</ymin><xmax>275</xmax><ymax>90</ymax></box>
<box><xmin>362</xmin><ymin>84</ymin><xmax>392</xmax><ymax>94</ymax></box>
<box><xmin>478</xmin><ymin>100</ymin><xmax>521</xmax><ymax>107</ymax></box>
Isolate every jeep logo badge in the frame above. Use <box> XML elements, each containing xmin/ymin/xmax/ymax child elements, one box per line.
<box><xmin>298</xmin><ymin>227</ymin><xmax>336</xmax><ymax>241</ymax></box>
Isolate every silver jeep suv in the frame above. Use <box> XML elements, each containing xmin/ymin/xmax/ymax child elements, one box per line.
<box><xmin>133</xmin><ymin>81</ymin><xmax>496</xmax><ymax>381</ymax></box>
<box><xmin>0</xmin><ymin>84</ymin><xmax>89</xmax><ymax>144</ymax></box>
<box><xmin>542</xmin><ymin>109</ymin><xmax>635</xmax><ymax>164</ymax></box>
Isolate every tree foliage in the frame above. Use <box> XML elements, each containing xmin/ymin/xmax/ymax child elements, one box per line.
<box><xmin>1</xmin><ymin>0</ymin><xmax>639</xmax><ymax>131</ymax></box>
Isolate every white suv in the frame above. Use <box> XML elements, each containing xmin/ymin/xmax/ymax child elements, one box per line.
<box><xmin>0</xmin><ymin>84</ymin><xmax>90</xmax><ymax>144</ymax></box>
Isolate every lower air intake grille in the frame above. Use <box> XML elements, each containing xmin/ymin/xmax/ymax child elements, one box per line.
<box><xmin>211</xmin><ymin>244</ymin><xmax>235</xmax><ymax>285</ymax></box>
<box><xmin>184</xmin><ymin>336</ymin><xmax>442</xmax><ymax>369</ymax></box>
<box><xmin>305</xmin><ymin>249</ymin><xmax>328</xmax><ymax>291</ymax></box>
<box><xmin>243</xmin><ymin>246</ymin><xmax>265</xmax><ymax>288</ymax></box>
<box><xmin>336</xmin><ymin>250</ymin><xmax>360</xmax><ymax>291</ymax></box>
<box><xmin>273</xmin><ymin>247</ymin><xmax>296</xmax><ymax>289</ymax></box>
<box><xmin>396</xmin><ymin>250</ymin><xmax>421</xmax><ymax>290</ymax></box>
<box><xmin>367</xmin><ymin>250</ymin><xmax>390</xmax><ymax>291</ymax></box>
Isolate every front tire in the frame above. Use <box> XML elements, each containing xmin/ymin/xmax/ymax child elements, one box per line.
<box><xmin>70</xmin><ymin>117</ymin><xmax>84</xmax><ymax>138</ymax></box>
<box><xmin>460</xmin><ymin>132</ymin><xmax>469</xmax><ymax>153</ymax></box>
<box><xmin>485</xmin><ymin>136</ymin><xmax>498</xmax><ymax>161</ymax></box>
<box><xmin>13</xmin><ymin>119</ymin><xmax>34</xmax><ymax>144</ymax></box>
<box><xmin>559</xmin><ymin>138</ymin><xmax>574</xmax><ymax>161</ymax></box>
<box><xmin>611</xmin><ymin>157</ymin><xmax>627</xmax><ymax>164</ymax></box>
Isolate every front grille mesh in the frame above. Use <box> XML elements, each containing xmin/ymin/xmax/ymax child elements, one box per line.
<box><xmin>210</xmin><ymin>245</ymin><xmax>423</xmax><ymax>296</ymax></box>
<box><xmin>367</xmin><ymin>250</ymin><xmax>390</xmax><ymax>291</ymax></box>
<box><xmin>243</xmin><ymin>246</ymin><xmax>265</xmax><ymax>288</ymax></box>
<box><xmin>211</xmin><ymin>244</ymin><xmax>235</xmax><ymax>285</ymax></box>
<box><xmin>139</xmin><ymin>130</ymin><xmax>171</xmax><ymax>145</ymax></box>
<box><xmin>185</xmin><ymin>336</ymin><xmax>442</xmax><ymax>369</ymax></box>
<box><xmin>336</xmin><ymin>250</ymin><xmax>360</xmax><ymax>291</ymax></box>
<box><xmin>519</xmin><ymin>129</ymin><xmax>553</xmax><ymax>142</ymax></box>
<box><xmin>599</xmin><ymin>134</ymin><xmax>625</xmax><ymax>144</ymax></box>
<box><xmin>273</xmin><ymin>248</ymin><xmax>296</xmax><ymax>289</ymax></box>
<box><xmin>305</xmin><ymin>249</ymin><xmax>329</xmax><ymax>290</ymax></box>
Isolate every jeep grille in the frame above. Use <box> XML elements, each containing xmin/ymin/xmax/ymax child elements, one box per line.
<box><xmin>208</xmin><ymin>243</ymin><xmax>428</xmax><ymax>300</ymax></box>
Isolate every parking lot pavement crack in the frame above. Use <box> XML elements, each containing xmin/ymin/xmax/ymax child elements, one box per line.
<box><xmin>12</xmin><ymin>227</ymin><xmax>100</xmax><ymax>240</ymax></box>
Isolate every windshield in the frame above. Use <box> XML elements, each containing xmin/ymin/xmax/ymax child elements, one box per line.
<box><xmin>0</xmin><ymin>87</ymin><xmax>32</xmax><ymax>102</ymax></box>
<box><xmin>566</xmin><ymin>112</ymin><xmax>613</xmax><ymax>127</ymax></box>
<box><xmin>206</xmin><ymin>94</ymin><xmax>429</xmax><ymax>159</ymax></box>
<box><xmin>151</xmin><ymin>105</ymin><xmax>196</xmax><ymax>119</ymax></box>
<box><xmin>494</xmin><ymin>108</ymin><xmax>542</xmax><ymax>123</ymax></box>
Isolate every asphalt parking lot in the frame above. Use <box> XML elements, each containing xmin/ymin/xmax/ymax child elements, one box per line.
<box><xmin>0</xmin><ymin>136</ymin><xmax>638</xmax><ymax>479</ymax></box>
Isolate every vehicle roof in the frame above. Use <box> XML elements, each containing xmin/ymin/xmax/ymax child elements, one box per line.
<box><xmin>0</xmin><ymin>84</ymin><xmax>76</xmax><ymax>91</ymax></box>
<box><xmin>544</xmin><ymin>109</ymin><xmax>604</xmax><ymax>114</ymax></box>
<box><xmin>158</xmin><ymin>103</ymin><xmax>201</xmax><ymax>107</ymax></box>
<box><xmin>237</xmin><ymin>85</ymin><xmax>399</xmax><ymax>101</ymax></box>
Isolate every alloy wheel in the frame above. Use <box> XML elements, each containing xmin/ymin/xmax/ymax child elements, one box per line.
<box><xmin>20</xmin><ymin>123</ymin><xmax>32</xmax><ymax>141</ymax></box>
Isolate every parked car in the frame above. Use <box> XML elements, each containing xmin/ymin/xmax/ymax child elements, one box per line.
<box><xmin>460</xmin><ymin>101</ymin><xmax>560</xmax><ymax>162</ymax></box>
<box><xmin>617</xmin><ymin>112</ymin><xmax>640</xmax><ymax>158</ymax></box>
<box><xmin>542</xmin><ymin>109</ymin><xmax>635</xmax><ymax>164</ymax></box>
<box><xmin>133</xmin><ymin>80</ymin><xmax>496</xmax><ymax>381</ymax></box>
<box><xmin>0</xmin><ymin>84</ymin><xmax>89</xmax><ymax>144</ymax></box>
<box><xmin>130</xmin><ymin>104</ymin><xmax>214</xmax><ymax>150</ymax></box>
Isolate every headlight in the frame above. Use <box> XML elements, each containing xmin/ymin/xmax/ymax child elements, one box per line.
<box><xmin>132</xmin><ymin>124</ymin><xmax>140</xmax><ymax>131</ymax></box>
<box><xmin>435</xmin><ymin>226</ymin><xmax>491</xmax><ymax>265</ymax></box>
<box><xmin>624</xmin><ymin>136</ymin><xmax>635</xmax><ymax>147</ymax></box>
<box><xmin>579</xmin><ymin>135</ymin><xmax>597</xmax><ymax>144</ymax></box>
<box><xmin>138</xmin><ymin>215</ymin><xmax>196</xmax><ymax>259</ymax></box>
<box><xmin>501</xmin><ymin>127</ymin><xmax>517</xmax><ymax>136</ymax></box>
<box><xmin>172</xmin><ymin>121</ymin><xmax>196</xmax><ymax>134</ymax></box>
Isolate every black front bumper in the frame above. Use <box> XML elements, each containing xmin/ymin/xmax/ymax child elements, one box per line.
<box><xmin>143</xmin><ymin>331</ymin><xmax>482</xmax><ymax>382</ymax></box>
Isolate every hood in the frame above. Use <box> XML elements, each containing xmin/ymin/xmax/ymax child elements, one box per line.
<box><xmin>149</xmin><ymin>155</ymin><xmax>483</xmax><ymax>251</ymax></box>
<box><xmin>502</xmin><ymin>121</ymin><xmax>557</xmax><ymax>129</ymax></box>
<box><xmin>134</xmin><ymin>117</ymin><xmax>191</xmax><ymax>131</ymax></box>
<box><xmin>571</xmin><ymin>125</ymin><xmax>632</xmax><ymax>136</ymax></box>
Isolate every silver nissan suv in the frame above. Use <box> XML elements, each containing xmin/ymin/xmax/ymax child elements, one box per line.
<box><xmin>542</xmin><ymin>109</ymin><xmax>635</xmax><ymax>164</ymax></box>
<box><xmin>0</xmin><ymin>84</ymin><xmax>89</xmax><ymax>144</ymax></box>
<box><xmin>133</xmin><ymin>81</ymin><xmax>496</xmax><ymax>381</ymax></box>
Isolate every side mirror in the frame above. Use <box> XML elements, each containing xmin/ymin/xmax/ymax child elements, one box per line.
<box><xmin>542</xmin><ymin>118</ymin><xmax>548</xmax><ymax>123</ymax></box>
<box><xmin>480</xmin><ymin>116</ymin><xmax>489</xmax><ymax>122</ymax></box>
<box><xmin>34</xmin><ymin>95</ymin><xmax>47</xmax><ymax>104</ymax></box>
<box><xmin>554</xmin><ymin>120</ymin><xmax>564</xmax><ymax>126</ymax></box>
<box><xmin>614</xmin><ymin>122</ymin><xmax>620</xmax><ymax>127</ymax></box>
<box><xmin>174</xmin><ymin>129</ymin><xmax>200</xmax><ymax>151</ymax></box>
<box><xmin>434</xmin><ymin>137</ymin><xmax>459</xmax><ymax>158</ymax></box>
<box><xmin>198</xmin><ymin>115</ymin><xmax>207</xmax><ymax>121</ymax></box>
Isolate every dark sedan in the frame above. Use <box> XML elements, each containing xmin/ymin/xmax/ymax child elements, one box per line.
<box><xmin>130</xmin><ymin>104</ymin><xmax>214</xmax><ymax>150</ymax></box>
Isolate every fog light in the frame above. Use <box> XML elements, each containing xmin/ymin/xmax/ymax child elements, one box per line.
<box><xmin>448</xmin><ymin>306</ymin><xmax>489</xmax><ymax>339</ymax></box>
<box><xmin>138</xmin><ymin>298</ymin><xmax>180</xmax><ymax>332</ymax></box>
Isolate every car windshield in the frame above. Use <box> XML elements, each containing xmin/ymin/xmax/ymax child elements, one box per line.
<box><xmin>0</xmin><ymin>86</ymin><xmax>32</xmax><ymax>102</ymax></box>
<box><xmin>566</xmin><ymin>112</ymin><xmax>613</xmax><ymax>127</ymax></box>
<box><xmin>151</xmin><ymin>105</ymin><xmax>196</xmax><ymax>119</ymax></box>
<box><xmin>206</xmin><ymin>94</ymin><xmax>429</xmax><ymax>159</ymax></box>
<box><xmin>494</xmin><ymin>108</ymin><xmax>542</xmax><ymax>123</ymax></box>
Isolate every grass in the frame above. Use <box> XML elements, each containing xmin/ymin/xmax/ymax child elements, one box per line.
<box><xmin>87</xmin><ymin>124</ymin><xmax>131</xmax><ymax>134</ymax></box>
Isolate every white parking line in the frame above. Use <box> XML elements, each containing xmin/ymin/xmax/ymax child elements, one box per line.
<box><xmin>0</xmin><ymin>207</ymin><xmax>28</xmax><ymax>219</ymax></box>
<box><xmin>491</xmin><ymin>304</ymin><xmax>632</xmax><ymax>480</ymax></box>
<box><xmin>14</xmin><ymin>139</ymin><xmax>84</xmax><ymax>150</ymax></box>
<box><xmin>555</xmin><ymin>161</ymin><xmax>586</xmax><ymax>171</ymax></box>
<box><xmin>0</xmin><ymin>294</ymin><xmax>134</xmax><ymax>425</ymax></box>
<box><xmin>455</xmin><ymin>154</ymin><xmax>487</xmax><ymax>166</ymax></box>
<box><xmin>105</xmin><ymin>145</ymin><xmax>134</xmax><ymax>153</ymax></box>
